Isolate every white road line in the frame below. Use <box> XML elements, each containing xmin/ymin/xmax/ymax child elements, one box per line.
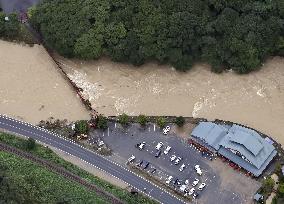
<box><xmin>0</xmin><ymin>115</ymin><xmax>187</xmax><ymax>204</ymax></box>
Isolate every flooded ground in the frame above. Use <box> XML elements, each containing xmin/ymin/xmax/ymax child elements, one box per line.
<box><xmin>57</xmin><ymin>56</ymin><xmax>284</xmax><ymax>146</ymax></box>
<box><xmin>0</xmin><ymin>40</ymin><xmax>90</xmax><ymax>123</ymax></box>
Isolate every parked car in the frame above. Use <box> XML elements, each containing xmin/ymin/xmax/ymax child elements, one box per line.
<box><xmin>192</xmin><ymin>178</ymin><xmax>199</xmax><ymax>187</ymax></box>
<box><xmin>163</xmin><ymin>126</ymin><xmax>171</xmax><ymax>135</ymax></box>
<box><xmin>127</xmin><ymin>155</ymin><xmax>135</xmax><ymax>163</ymax></box>
<box><xmin>141</xmin><ymin>160</ymin><xmax>150</xmax><ymax>169</ymax></box>
<box><xmin>179</xmin><ymin>184</ymin><xmax>187</xmax><ymax>193</ymax></box>
<box><xmin>164</xmin><ymin>146</ymin><xmax>171</xmax><ymax>154</ymax></box>
<box><xmin>194</xmin><ymin>165</ymin><xmax>202</xmax><ymax>175</ymax></box>
<box><xmin>198</xmin><ymin>183</ymin><xmax>206</xmax><ymax>190</ymax></box>
<box><xmin>150</xmin><ymin>168</ymin><xmax>156</xmax><ymax>174</ymax></box>
<box><xmin>170</xmin><ymin>155</ymin><xmax>177</xmax><ymax>162</ymax></box>
<box><xmin>137</xmin><ymin>142</ymin><xmax>146</xmax><ymax>150</ymax></box>
<box><xmin>188</xmin><ymin>188</ymin><xmax>195</xmax><ymax>195</ymax></box>
<box><xmin>155</xmin><ymin>142</ymin><xmax>163</xmax><ymax>150</ymax></box>
<box><xmin>193</xmin><ymin>192</ymin><xmax>199</xmax><ymax>199</ymax></box>
<box><xmin>174</xmin><ymin>179</ymin><xmax>182</xmax><ymax>186</ymax></box>
<box><xmin>185</xmin><ymin>179</ymin><xmax>190</xmax><ymax>185</ymax></box>
<box><xmin>136</xmin><ymin>160</ymin><xmax>143</xmax><ymax>167</ymax></box>
<box><xmin>166</xmin><ymin>176</ymin><xmax>173</xmax><ymax>184</ymax></box>
<box><xmin>179</xmin><ymin>164</ymin><xmax>186</xmax><ymax>172</ymax></box>
<box><xmin>155</xmin><ymin>150</ymin><xmax>162</xmax><ymax>157</ymax></box>
<box><xmin>175</xmin><ymin>157</ymin><xmax>182</xmax><ymax>165</ymax></box>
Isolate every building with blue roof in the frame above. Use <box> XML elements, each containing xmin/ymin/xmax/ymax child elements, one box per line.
<box><xmin>191</xmin><ymin>122</ymin><xmax>277</xmax><ymax>177</ymax></box>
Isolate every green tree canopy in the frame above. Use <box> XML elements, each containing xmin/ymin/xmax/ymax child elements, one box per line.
<box><xmin>118</xmin><ymin>113</ymin><xmax>129</xmax><ymax>126</ymax></box>
<box><xmin>262</xmin><ymin>177</ymin><xmax>275</xmax><ymax>195</ymax></box>
<box><xmin>31</xmin><ymin>0</ymin><xmax>284</xmax><ymax>73</ymax></box>
<box><xmin>137</xmin><ymin>115</ymin><xmax>148</xmax><ymax>126</ymax></box>
<box><xmin>96</xmin><ymin>114</ymin><xmax>108</xmax><ymax>130</ymax></box>
<box><xmin>156</xmin><ymin>117</ymin><xmax>166</xmax><ymax>128</ymax></box>
<box><xmin>0</xmin><ymin>12</ymin><xmax>20</xmax><ymax>39</ymax></box>
<box><xmin>175</xmin><ymin>116</ymin><xmax>185</xmax><ymax>127</ymax></box>
<box><xmin>75</xmin><ymin>120</ymin><xmax>89</xmax><ymax>135</ymax></box>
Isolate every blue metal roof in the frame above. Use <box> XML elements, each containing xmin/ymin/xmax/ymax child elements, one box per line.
<box><xmin>229</xmin><ymin>131</ymin><xmax>263</xmax><ymax>156</ymax></box>
<box><xmin>191</xmin><ymin>122</ymin><xmax>277</xmax><ymax>176</ymax></box>
<box><xmin>219</xmin><ymin>125</ymin><xmax>275</xmax><ymax>169</ymax></box>
<box><xmin>218</xmin><ymin>146</ymin><xmax>277</xmax><ymax>177</ymax></box>
<box><xmin>191</xmin><ymin>122</ymin><xmax>228</xmax><ymax>150</ymax></box>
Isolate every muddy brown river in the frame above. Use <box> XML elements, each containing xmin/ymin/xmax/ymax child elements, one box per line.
<box><xmin>57</xmin><ymin>56</ymin><xmax>284</xmax><ymax>146</ymax></box>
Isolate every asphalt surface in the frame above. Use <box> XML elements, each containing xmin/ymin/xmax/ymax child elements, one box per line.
<box><xmin>0</xmin><ymin>115</ymin><xmax>185</xmax><ymax>204</ymax></box>
<box><xmin>94</xmin><ymin>123</ymin><xmax>219</xmax><ymax>202</ymax></box>
<box><xmin>0</xmin><ymin>0</ymin><xmax>40</xmax><ymax>13</ymax></box>
<box><xmin>92</xmin><ymin>122</ymin><xmax>255</xmax><ymax>204</ymax></box>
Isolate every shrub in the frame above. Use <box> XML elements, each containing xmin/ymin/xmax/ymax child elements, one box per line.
<box><xmin>118</xmin><ymin>113</ymin><xmax>129</xmax><ymax>126</ymax></box>
<box><xmin>26</xmin><ymin>137</ymin><xmax>36</xmax><ymax>150</ymax></box>
<box><xmin>74</xmin><ymin>120</ymin><xmax>89</xmax><ymax>134</ymax></box>
<box><xmin>156</xmin><ymin>117</ymin><xmax>166</xmax><ymax>128</ymax></box>
<box><xmin>275</xmin><ymin>162</ymin><xmax>282</xmax><ymax>176</ymax></box>
<box><xmin>175</xmin><ymin>116</ymin><xmax>185</xmax><ymax>127</ymax></box>
<box><xmin>96</xmin><ymin>115</ymin><xmax>108</xmax><ymax>130</ymax></box>
<box><xmin>278</xmin><ymin>183</ymin><xmax>284</xmax><ymax>198</ymax></box>
<box><xmin>137</xmin><ymin>115</ymin><xmax>148</xmax><ymax>126</ymax></box>
<box><xmin>262</xmin><ymin>177</ymin><xmax>275</xmax><ymax>195</ymax></box>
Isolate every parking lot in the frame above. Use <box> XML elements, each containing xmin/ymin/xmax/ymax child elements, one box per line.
<box><xmin>90</xmin><ymin>122</ymin><xmax>261</xmax><ymax>204</ymax></box>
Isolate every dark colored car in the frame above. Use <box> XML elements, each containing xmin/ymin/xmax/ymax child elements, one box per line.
<box><xmin>150</xmin><ymin>168</ymin><xmax>156</xmax><ymax>174</ymax></box>
<box><xmin>141</xmin><ymin>160</ymin><xmax>150</xmax><ymax>169</ymax></box>
<box><xmin>155</xmin><ymin>150</ymin><xmax>161</xmax><ymax>157</ymax></box>
<box><xmin>193</xmin><ymin>192</ymin><xmax>199</xmax><ymax>199</ymax></box>
<box><xmin>174</xmin><ymin>179</ymin><xmax>182</xmax><ymax>186</ymax></box>
<box><xmin>136</xmin><ymin>160</ymin><xmax>143</xmax><ymax>167</ymax></box>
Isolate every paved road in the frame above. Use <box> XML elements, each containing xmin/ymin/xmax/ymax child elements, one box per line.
<box><xmin>0</xmin><ymin>0</ymin><xmax>40</xmax><ymax>13</ymax></box>
<box><xmin>0</xmin><ymin>115</ymin><xmax>185</xmax><ymax>204</ymax></box>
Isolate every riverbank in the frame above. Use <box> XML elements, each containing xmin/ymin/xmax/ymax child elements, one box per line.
<box><xmin>57</xmin><ymin>56</ymin><xmax>284</xmax><ymax>146</ymax></box>
<box><xmin>0</xmin><ymin>40</ymin><xmax>90</xmax><ymax>123</ymax></box>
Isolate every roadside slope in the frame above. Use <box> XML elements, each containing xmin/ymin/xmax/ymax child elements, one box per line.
<box><xmin>0</xmin><ymin>151</ymin><xmax>110</xmax><ymax>204</ymax></box>
<box><xmin>0</xmin><ymin>142</ymin><xmax>123</xmax><ymax>204</ymax></box>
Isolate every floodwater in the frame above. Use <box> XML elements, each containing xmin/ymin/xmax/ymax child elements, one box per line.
<box><xmin>57</xmin><ymin>56</ymin><xmax>284</xmax><ymax>146</ymax></box>
<box><xmin>0</xmin><ymin>40</ymin><xmax>90</xmax><ymax>123</ymax></box>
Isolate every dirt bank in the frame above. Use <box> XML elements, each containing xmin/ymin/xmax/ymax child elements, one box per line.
<box><xmin>57</xmin><ymin>56</ymin><xmax>284</xmax><ymax>146</ymax></box>
<box><xmin>0</xmin><ymin>40</ymin><xmax>90</xmax><ymax>123</ymax></box>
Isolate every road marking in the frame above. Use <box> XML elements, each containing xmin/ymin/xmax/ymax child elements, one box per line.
<box><xmin>0</xmin><ymin>115</ymin><xmax>187</xmax><ymax>204</ymax></box>
<box><xmin>107</xmin><ymin>128</ymin><xmax>109</xmax><ymax>136</ymax></box>
<box><xmin>153</xmin><ymin>124</ymin><xmax>156</xmax><ymax>132</ymax></box>
<box><xmin>114</xmin><ymin>123</ymin><xmax>116</xmax><ymax>128</ymax></box>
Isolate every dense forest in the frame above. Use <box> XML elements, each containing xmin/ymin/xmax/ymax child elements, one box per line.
<box><xmin>31</xmin><ymin>0</ymin><xmax>284</xmax><ymax>73</ymax></box>
<box><xmin>0</xmin><ymin>12</ymin><xmax>20</xmax><ymax>38</ymax></box>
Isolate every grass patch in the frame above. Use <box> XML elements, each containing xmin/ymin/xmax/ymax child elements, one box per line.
<box><xmin>0</xmin><ymin>151</ymin><xmax>109</xmax><ymax>204</ymax></box>
<box><xmin>0</xmin><ymin>132</ymin><xmax>157</xmax><ymax>204</ymax></box>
